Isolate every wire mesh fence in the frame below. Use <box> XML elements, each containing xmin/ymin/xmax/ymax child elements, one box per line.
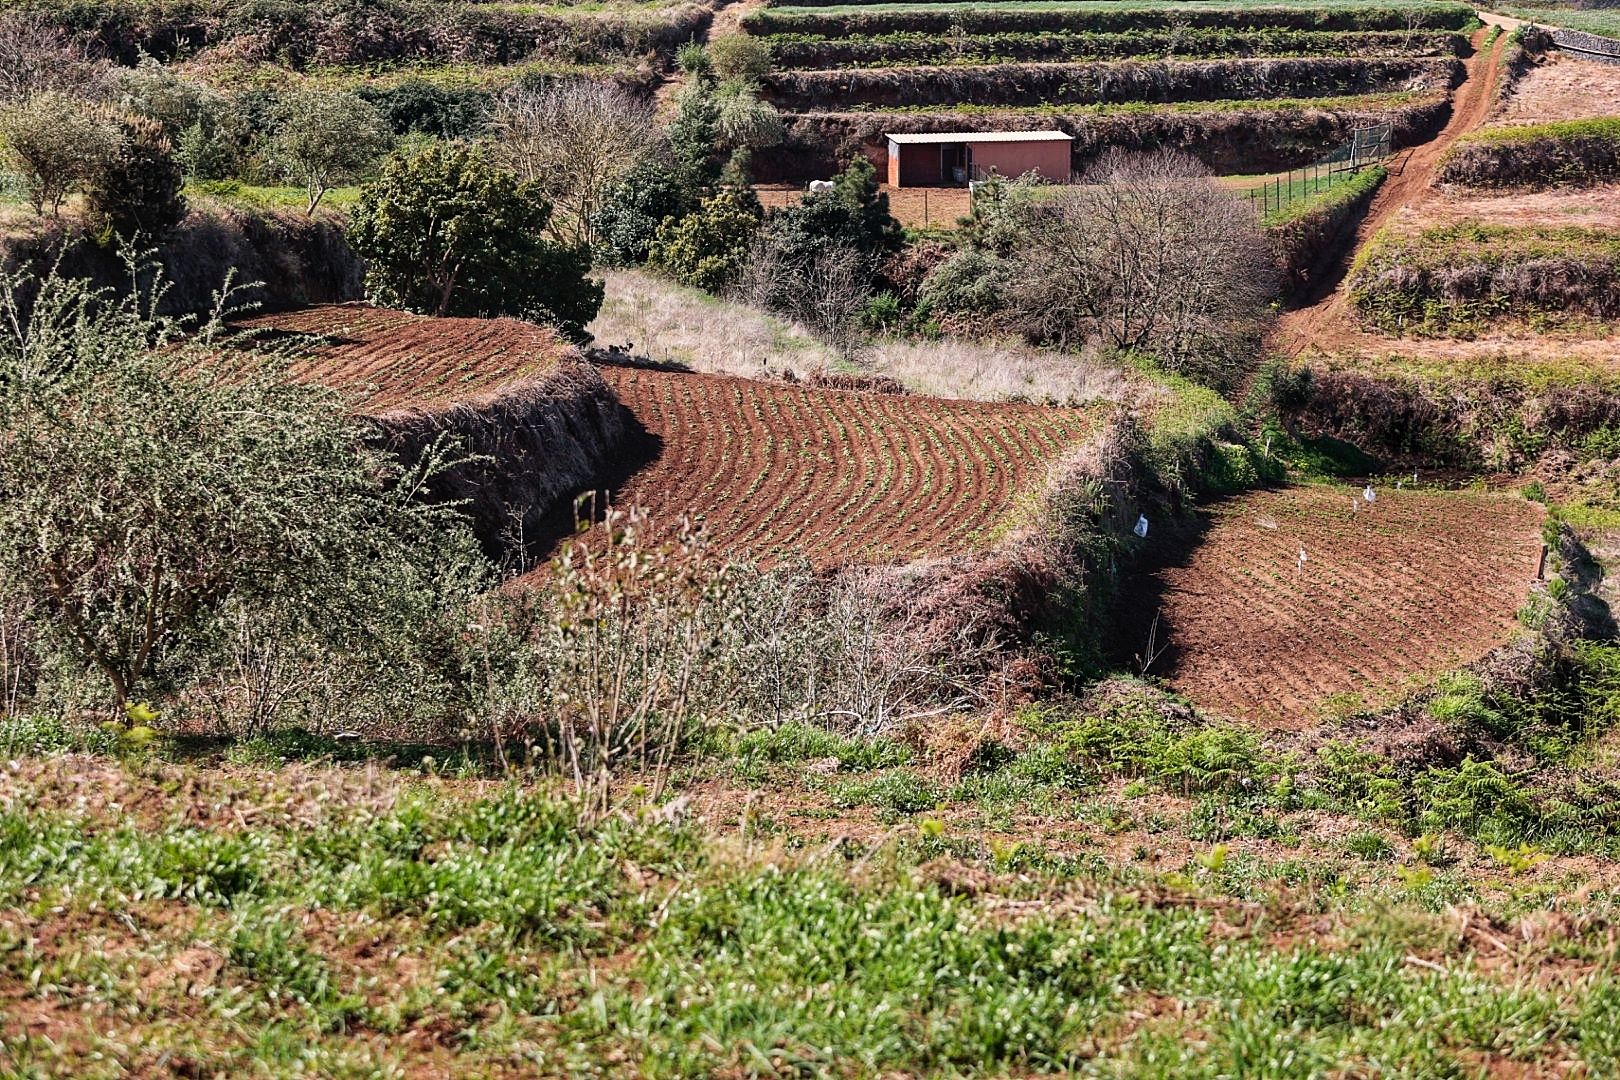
<box><xmin>1245</xmin><ymin>122</ymin><xmax>1392</xmax><ymax>217</ymax></box>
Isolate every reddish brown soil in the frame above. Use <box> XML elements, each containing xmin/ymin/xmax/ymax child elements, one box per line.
<box><xmin>584</xmin><ymin>363</ymin><xmax>1096</xmax><ymax>569</ymax></box>
<box><xmin>1498</xmin><ymin>53</ymin><xmax>1620</xmax><ymax>126</ymax></box>
<box><xmin>1119</xmin><ymin>486</ymin><xmax>1545</xmax><ymax>728</ymax></box>
<box><xmin>756</xmin><ymin>183</ymin><xmax>973</xmax><ymax>229</ymax></box>
<box><xmin>1272</xmin><ymin>29</ymin><xmax>1506</xmax><ymax>357</ymax></box>
<box><xmin>233</xmin><ymin>304</ymin><xmax>575</xmax><ymax>413</ymax></box>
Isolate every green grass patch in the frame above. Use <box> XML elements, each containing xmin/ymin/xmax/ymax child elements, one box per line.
<box><xmin>1499</xmin><ymin>5</ymin><xmax>1620</xmax><ymax>39</ymax></box>
<box><xmin>847</xmin><ymin>89</ymin><xmax>1437</xmax><ymax>116</ymax></box>
<box><xmin>1256</xmin><ymin>162</ymin><xmax>1385</xmax><ymax>227</ymax></box>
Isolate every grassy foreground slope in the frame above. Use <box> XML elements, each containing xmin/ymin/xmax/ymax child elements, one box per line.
<box><xmin>4</xmin><ymin>736</ymin><xmax>1620</xmax><ymax>1077</ymax></box>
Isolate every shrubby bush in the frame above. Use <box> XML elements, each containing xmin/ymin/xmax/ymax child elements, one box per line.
<box><xmin>647</xmin><ymin>187</ymin><xmax>762</xmax><ymax>293</ymax></box>
<box><xmin>592</xmin><ymin>158</ymin><xmax>698</xmax><ymax>266</ymax></box>
<box><xmin>85</xmin><ymin>113</ymin><xmax>188</xmax><ymax>242</ymax></box>
<box><xmin>348</xmin><ymin>142</ymin><xmax>602</xmax><ymax>338</ymax></box>
<box><xmin>358</xmin><ymin>80</ymin><xmax>492</xmax><ymax>139</ymax></box>
<box><xmin>0</xmin><ymin>92</ymin><xmax>121</xmax><ymax>216</ymax></box>
<box><xmin>709</xmin><ymin>34</ymin><xmax>772</xmax><ymax>81</ymax></box>
<box><xmin>0</xmin><ymin>268</ymin><xmax>487</xmax><ymax>727</ymax></box>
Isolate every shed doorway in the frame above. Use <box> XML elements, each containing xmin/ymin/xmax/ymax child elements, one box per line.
<box><xmin>939</xmin><ymin>142</ymin><xmax>971</xmax><ymax>184</ymax></box>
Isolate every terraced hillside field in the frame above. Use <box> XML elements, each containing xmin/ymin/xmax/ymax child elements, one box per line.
<box><xmin>232</xmin><ymin>305</ymin><xmax>576</xmax><ymax>413</ymax></box>
<box><xmin>743</xmin><ymin>0</ymin><xmax>1476</xmax><ymax>177</ymax></box>
<box><xmin>1120</xmin><ymin>485</ymin><xmax>1544</xmax><ymax>727</ymax></box>
<box><xmin>590</xmin><ymin>364</ymin><xmax>1099</xmax><ymax>568</ymax></box>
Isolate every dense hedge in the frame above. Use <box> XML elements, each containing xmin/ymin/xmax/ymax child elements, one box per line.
<box><xmin>1347</xmin><ymin>222</ymin><xmax>1620</xmax><ymax>335</ymax></box>
<box><xmin>761</xmin><ymin>56</ymin><xmax>1460</xmax><ymax>111</ymax></box>
<box><xmin>1283</xmin><ymin>362</ymin><xmax>1620</xmax><ymax>466</ymax></box>
<box><xmin>1438</xmin><ymin>119</ymin><xmax>1620</xmax><ymax>190</ymax></box>
<box><xmin>755</xmin><ymin>91</ymin><xmax>1448</xmax><ymax>180</ymax></box>
<box><xmin>764</xmin><ymin>28</ymin><xmax>1467</xmax><ymax>69</ymax></box>
<box><xmin>745</xmin><ymin>3</ymin><xmax>1477</xmax><ymax>37</ymax></box>
<box><xmin>7</xmin><ymin>0</ymin><xmax>708</xmax><ymax>67</ymax></box>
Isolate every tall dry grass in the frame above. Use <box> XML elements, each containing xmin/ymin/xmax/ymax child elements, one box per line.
<box><xmin>589</xmin><ymin>268</ymin><xmax>1157</xmax><ymax>407</ymax></box>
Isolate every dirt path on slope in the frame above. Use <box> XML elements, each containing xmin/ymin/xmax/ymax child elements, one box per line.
<box><xmin>1269</xmin><ymin>29</ymin><xmax>1506</xmax><ymax>357</ymax></box>
<box><xmin>653</xmin><ymin>0</ymin><xmax>767</xmax><ymax>112</ymax></box>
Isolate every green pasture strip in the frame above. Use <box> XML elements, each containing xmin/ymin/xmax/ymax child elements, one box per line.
<box><xmin>754</xmin><ymin>0</ymin><xmax>1477</xmax><ymax>30</ymax></box>
<box><xmin>839</xmin><ymin>88</ymin><xmax>1435</xmax><ymax>115</ymax></box>
<box><xmin>4</xmin><ymin>750</ymin><xmax>1620</xmax><ymax>1074</ymax></box>
<box><xmin>1253</xmin><ymin>161</ymin><xmax>1385</xmax><ymax>225</ymax></box>
<box><xmin>185</xmin><ymin>182</ymin><xmax>363</xmax><ymax>212</ymax></box>
<box><xmin>1455</xmin><ymin>117</ymin><xmax>1620</xmax><ymax>147</ymax></box>
<box><xmin>768</xmin><ymin>0</ymin><xmax>1473</xmax><ymax>15</ymax></box>
<box><xmin>1499</xmin><ymin>5</ymin><xmax>1620</xmax><ymax>40</ymax></box>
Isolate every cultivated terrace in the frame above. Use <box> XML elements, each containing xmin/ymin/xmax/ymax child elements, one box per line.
<box><xmin>1</xmin><ymin>0</ymin><xmax>1619</xmax><ymax>1076</ymax></box>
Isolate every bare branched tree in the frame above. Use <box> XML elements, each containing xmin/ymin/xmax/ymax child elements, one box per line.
<box><xmin>0</xmin><ymin>15</ymin><xmax>107</xmax><ymax>106</ymax></box>
<box><xmin>741</xmin><ymin>237</ymin><xmax>872</xmax><ymax>364</ymax></box>
<box><xmin>1007</xmin><ymin>148</ymin><xmax>1276</xmax><ymax>382</ymax></box>
<box><xmin>489</xmin><ymin>80</ymin><xmax>659</xmax><ymax>247</ymax></box>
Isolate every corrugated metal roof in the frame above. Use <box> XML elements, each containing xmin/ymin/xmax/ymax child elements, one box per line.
<box><xmin>886</xmin><ymin>130</ymin><xmax>1072</xmax><ymax>145</ymax></box>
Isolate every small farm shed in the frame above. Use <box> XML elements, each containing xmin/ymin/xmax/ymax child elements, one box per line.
<box><xmin>885</xmin><ymin>130</ymin><xmax>1072</xmax><ymax>187</ymax></box>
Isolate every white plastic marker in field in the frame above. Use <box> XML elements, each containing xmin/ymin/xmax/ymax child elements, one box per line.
<box><xmin>1134</xmin><ymin>514</ymin><xmax>1149</xmax><ymax>538</ymax></box>
<box><xmin>1297</xmin><ymin>546</ymin><xmax>1308</xmax><ymax>580</ymax></box>
<box><xmin>1364</xmin><ymin>485</ymin><xmax>1376</xmax><ymax>504</ymax></box>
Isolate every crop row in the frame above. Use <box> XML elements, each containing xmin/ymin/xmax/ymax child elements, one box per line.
<box><xmin>1438</xmin><ymin>118</ymin><xmax>1620</xmax><ymax>190</ymax></box>
<box><xmin>761</xmin><ymin>28</ymin><xmax>1468</xmax><ymax>69</ymax></box>
<box><xmin>596</xmin><ymin>366</ymin><xmax>1095</xmax><ymax>568</ymax></box>
<box><xmin>231</xmin><ymin>306</ymin><xmax>574</xmax><ymax>412</ymax></box>
<box><xmin>745</xmin><ymin>2</ymin><xmax>1477</xmax><ymax>38</ymax></box>
<box><xmin>762</xmin><ymin>55</ymin><xmax>1459</xmax><ymax>112</ymax></box>
<box><xmin>1139</xmin><ymin>486</ymin><xmax>1541</xmax><ymax>725</ymax></box>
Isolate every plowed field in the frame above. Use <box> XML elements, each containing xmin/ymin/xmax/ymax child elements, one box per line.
<box><xmin>592</xmin><ymin>364</ymin><xmax>1098</xmax><ymax>568</ymax></box>
<box><xmin>233</xmin><ymin>305</ymin><xmax>575</xmax><ymax>413</ymax></box>
<box><xmin>1120</xmin><ymin>485</ymin><xmax>1545</xmax><ymax>727</ymax></box>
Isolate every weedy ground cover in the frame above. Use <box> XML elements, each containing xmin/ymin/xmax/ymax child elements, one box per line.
<box><xmin>5</xmin><ymin>709</ymin><xmax>1620</xmax><ymax>1077</ymax></box>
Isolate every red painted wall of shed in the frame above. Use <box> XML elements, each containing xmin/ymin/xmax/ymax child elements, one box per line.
<box><xmin>969</xmin><ymin>140</ymin><xmax>1071</xmax><ymax>182</ymax></box>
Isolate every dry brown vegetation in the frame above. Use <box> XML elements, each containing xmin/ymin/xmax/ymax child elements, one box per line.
<box><xmin>763</xmin><ymin>56</ymin><xmax>1459</xmax><ymax>112</ymax></box>
<box><xmin>588</xmin><ymin>267</ymin><xmax>1154</xmax><ymax>405</ymax></box>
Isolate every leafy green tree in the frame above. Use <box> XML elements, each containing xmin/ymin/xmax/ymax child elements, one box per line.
<box><xmin>85</xmin><ymin>114</ymin><xmax>188</xmax><ymax>243</ymax></box>
<box><xmin>647</xmin><ymin>187</ymin><xmax>760</xmax><ymax>293</ymax></box>
<box><xmin>709</xmin><ymin>35</ymin><xmax>772</xmax><ymax>82</ymax></box>
<box><xmin>0</xmin><ymin>268</ymin><xmax>487</xmax><ymax>714</ymax></box>
<box><xmin>268</xmin><ymin>90</ymin><xmax>393</xmax><ymax>214</ymax></box>
<box><xmin>347</xmin><ymin>142</ymin><xmax>603</xmax><ymax>338</ymax></box>
<box><xmin>764</xmin><ymin>157</ymin><xmax>902</xmax><ymax>266</ymax></box>
<box><xmin>592</xmin><ymin>158</ymin><xmax>699</xmax><ymax>266</ymax></box>
<box><xmin>0</xmin><ymin>92</ymin><xmax>120</xmax><ymax>217</ymax></box>
<box><xmin>668</xmin><ymin>78</ymin><xmax>723</xmax><ymax>192</ymax></box>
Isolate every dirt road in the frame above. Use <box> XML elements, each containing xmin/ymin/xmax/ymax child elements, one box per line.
<box><xmin>1269</xmin><ymin>29</ymin><xmax>1506</xmax><ymax>357</ymax></box>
